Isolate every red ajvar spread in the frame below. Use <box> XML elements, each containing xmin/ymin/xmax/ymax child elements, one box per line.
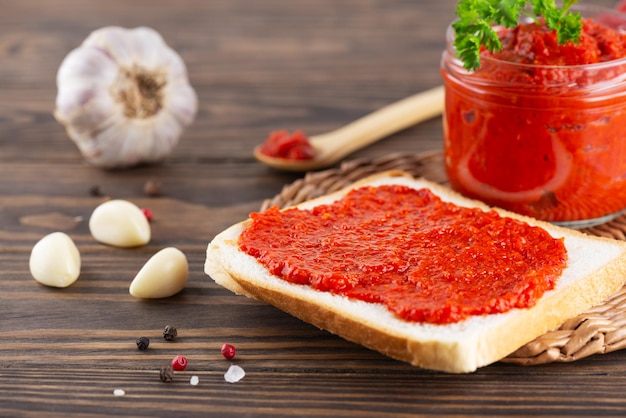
<box><xmin>259</xmin><ymin>130</ymin><xmax>316</xmax><ymax>160</ymax></box>
<box><xmin>443</xmin><ymin>17</ymin><xmax>626</xmax><ymax>222</ymax></box>
<box><xmin>238</xmin><ymin>184</ymin><xmax>567</xmax><ymax>324</ymax></box>
<box><xmin>486</xmin><ymin>18</ymin><xmax>626</xmax><ymax>65</ymax></box>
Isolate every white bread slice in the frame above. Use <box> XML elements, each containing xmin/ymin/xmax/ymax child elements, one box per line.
<box><xmin>205</xmin><ymin>171</ymin><xmax>626</xmax><ymax>373</ymax></box>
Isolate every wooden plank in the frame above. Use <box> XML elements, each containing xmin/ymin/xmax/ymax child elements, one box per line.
<box><xmin>3</xmin><ymin>0</ymin><xmax>626</xmax><ymax>415</ymax></box>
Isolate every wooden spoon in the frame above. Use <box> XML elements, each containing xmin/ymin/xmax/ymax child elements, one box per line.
<box><xmin>254</xmin><ymin>85</ymin><xmax>445</xmax><ymax>171</ymax></box>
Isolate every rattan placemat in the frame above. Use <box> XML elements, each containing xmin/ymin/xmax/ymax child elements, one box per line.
<box><xmin>261</xmin><ymin>150</ymin><xmax>626</xmax><ymax>365</ymax></box>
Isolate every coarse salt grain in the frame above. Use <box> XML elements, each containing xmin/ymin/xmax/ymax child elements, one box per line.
<box><xmin>190</xmin><ymin>375</ymin><xmax>199</xmax><ymax>386</ymax></box>
<box><xmin>113</xmin><ymin>389</ymin><xmax>125</xmax><ymax>396</ymax></box>
<box><xmin>224</xmin><ymin>364</ymin><xmax>245</xmax><ymax>383</ymax></box>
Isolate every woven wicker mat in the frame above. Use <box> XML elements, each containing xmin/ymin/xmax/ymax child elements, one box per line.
<box><xmin>261</xmin><ymin>150</ymin><xmax>626</xmax><ymax>366</ymax></box>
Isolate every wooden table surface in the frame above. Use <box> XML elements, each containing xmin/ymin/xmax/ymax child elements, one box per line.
<box><xmin>3</xmin><ymin>0</ymin><xmax>626</xmax><ymax>416</ymax></box>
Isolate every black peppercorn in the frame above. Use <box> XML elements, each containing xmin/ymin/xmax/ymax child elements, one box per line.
<box><xmin>136</xmin><ymin>336</ymin><xmax>150</xmax><ymax>350</ymax></box>
<box><xmin>89</xmin><ymin>185</ymin><xmax>102</xmax><ymax>197</ymax></box>
<box><xmin>163</xmin><ymin>324</ymin><xmax>177</xmax><ymax>341</ymax></box>
<box><xmin>159</xmin><ymin>365</ymin><xmax>174</xmax><ymax>383</ymax></box>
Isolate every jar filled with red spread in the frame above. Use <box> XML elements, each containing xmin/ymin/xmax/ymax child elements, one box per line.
<box><xmin>441</xmin><ymin>5</ymin><xmax>626</xmax><ymax>228</ymax></box>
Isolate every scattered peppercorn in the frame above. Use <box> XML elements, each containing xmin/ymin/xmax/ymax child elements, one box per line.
<box><xmin>89</xmin><ymin>185</ymin><xmax>102</xmax><ymax>197</ymax></box>
<box><xmin>142</xmin><ymin>208</ymin><xmax>153</xmax><ymax>222</ymax></box>
<box><xmin>136</xmin><ymin>336</ymin><xmax>150</xmax><ymax>350</ymax></box>
<box><xmin>144</xmin><ymin>178</ymin><xmax>162</xmax><ymax>197</ymax></box>
<box><xmin>159</xmin><ymin>365</ymin><xmax>174</xmax><ymax>383</ymax></box>
<box><xmin>171</xmin><ymin>355</ymin><xmax>188</xmax><ymax>371</ymax></box>
<box><xmin>221</xmin><ymin>343</ymin><xmax>236</xmax><ymax>360</ymax></box>
<box><xmin>163</xmin><ymin>324</ymin><xmax>178</xmax><ymax>341</ymax></box>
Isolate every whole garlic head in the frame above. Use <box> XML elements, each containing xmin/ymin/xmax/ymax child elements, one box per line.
<box><xmin>54</xmin><ymin>26</ymin><xmax>198</xmax><ymax>169</ymax></box>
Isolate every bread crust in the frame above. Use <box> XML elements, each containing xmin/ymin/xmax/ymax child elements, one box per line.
<box><xmin>205</xmin><ymin>171</ymin><xmax>626</xmax><ymax>373</ymax></box>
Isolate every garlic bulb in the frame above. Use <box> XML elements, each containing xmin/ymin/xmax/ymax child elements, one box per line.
<box><xmin>54</xmin><ymin>26</ymin><xmax>197</xmax><ymax>168</ymax></box>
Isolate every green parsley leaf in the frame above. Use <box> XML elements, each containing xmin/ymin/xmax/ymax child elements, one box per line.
<box><xmin>452</xmin><ymin>0</ymin><xmax>582</xmax><ymax>71</ymax></box>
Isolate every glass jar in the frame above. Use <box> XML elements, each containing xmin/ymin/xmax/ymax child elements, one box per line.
<box><xmin>441</xmin><ymin>5</ymin><xmax>626</xmax><ymax>228</ymax></box>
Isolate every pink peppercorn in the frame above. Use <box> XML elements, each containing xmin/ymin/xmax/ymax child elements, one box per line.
<box><xmin>221</xmin><ymin>343</ymin><xmax>236</xmax><ymax>360</ymax></box>
<box><xmin>142</xmin><ymin>208</ymin><xmax>153</xmax><ymax>222</ymax></box>
<box><xmin>171</xmin><ymin>355</ymin><xmax>188</xmax><ymax>371</ymax></box>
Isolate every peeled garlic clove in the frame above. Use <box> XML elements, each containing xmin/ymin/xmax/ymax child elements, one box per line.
<box><xmin>129</xmin><ymin>247</ymin><xmax>188</xmax><ymax>298</ymax></box>
<box><xmin>89</xmin><ymin>199</ymin><xmax>150</xmax><ymax>247</ymax></box>
<box><xmin>54</xmin><ymin>26</ymin><xmax>197</xmax><ymax>169</ymax></box>
<box><xmin>29</xmin><ymin>232</ymin><xmax>81</xmax><ymax>288</ymax></box>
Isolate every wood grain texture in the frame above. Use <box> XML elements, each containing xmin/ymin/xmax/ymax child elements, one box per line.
<box><xmin>2</xmin><ymin>0</ymin><xmax>626</xmax><ymax>416</ymax></box>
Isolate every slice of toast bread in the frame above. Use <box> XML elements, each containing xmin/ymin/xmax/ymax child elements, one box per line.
<box><xmin>205</xmin><ymin>171</ymin><xmax>626</xmax><ymax>373</ymax></box>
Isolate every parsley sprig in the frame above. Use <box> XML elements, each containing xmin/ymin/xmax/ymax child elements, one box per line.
<box><xmin>452</xmin><ymin>0</ymin><xmax>582</xmax><ymax>70</ymax></box>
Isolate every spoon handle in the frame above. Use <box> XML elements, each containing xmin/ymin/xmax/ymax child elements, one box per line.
<box><xmin>316</xmin><ymin>85</ymin><xmax>444</xmax><ymax>158</ymax></box>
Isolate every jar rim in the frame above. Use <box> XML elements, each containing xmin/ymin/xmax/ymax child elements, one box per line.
<box><xmin>446</xmin><ymin>3</ymin><xmax>626</xmax><ymax>71</ymax></box>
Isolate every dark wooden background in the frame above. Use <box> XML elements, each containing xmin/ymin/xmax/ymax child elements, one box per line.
<box><xmin>2</xmin><ymin>0</ymin><xmax>626</xmax><ymax>416</ymax></box>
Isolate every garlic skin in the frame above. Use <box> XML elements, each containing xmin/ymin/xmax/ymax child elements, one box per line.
<box><xmin>29</xmin><ymin>232</ymin><xmax>81</xmax><ymax>288</ymax></box>
<box><xmin>54</xmin><ymin>26</ymin><xmax>197</xmax><ymax>169</ymax></box>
